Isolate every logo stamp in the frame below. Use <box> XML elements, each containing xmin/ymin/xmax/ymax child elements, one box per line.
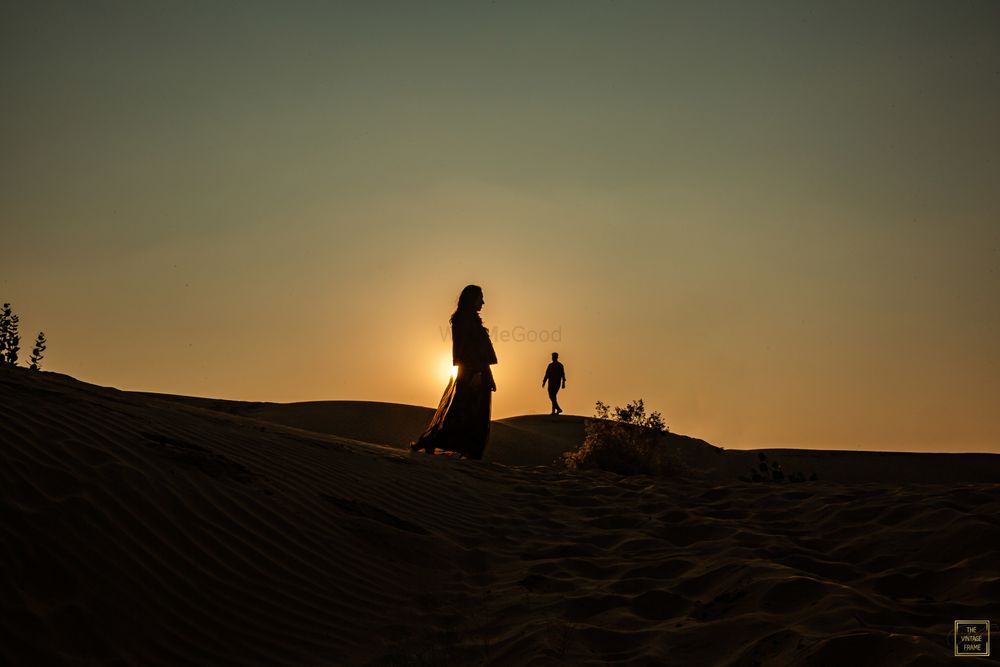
<box><xmin>954</xmin><ymin>620</ymin><xmax>990</xmax><ymax>657</ymax></box>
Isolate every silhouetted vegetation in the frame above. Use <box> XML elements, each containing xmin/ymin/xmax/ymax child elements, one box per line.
<box><xmin>2</xmin><ymin>302</ymin><xmax>46</xmax><ymax>369</ymax></box>
<box><xmin>564</xmin><ymin>399</ymin><xmax>683</xmax><ymax>476</ymax></box>
<box><xmin>1</xmin><ymin>303</ymin><xmax>20</xmax><ymax>365</ymax></box>
<box><xmin>738</xmin><ymin>452</ymin><xmax>818</xmax><ymax>483</ymax></box>
<box><xmin>29</xmin><ymin>332</ymin><xmax>47</xmax><ymax>371</ymax></box>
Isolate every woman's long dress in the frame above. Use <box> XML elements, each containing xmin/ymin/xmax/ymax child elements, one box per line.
<box><xmin>413</xmin><ymin>313</ymin><xmax>497</xmax><ymax>460</ymax></box>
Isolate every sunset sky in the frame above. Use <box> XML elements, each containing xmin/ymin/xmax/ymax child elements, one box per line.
<box><xmin>3</xmin><ymin>2</ymin><xmax>998</xmax><ymax>452</ymax></box>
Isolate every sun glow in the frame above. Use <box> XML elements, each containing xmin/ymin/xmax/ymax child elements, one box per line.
<box><xmin>440</xmin><ymin>356</ymin><xmax>458</xmax><ymax>381</ymax></box>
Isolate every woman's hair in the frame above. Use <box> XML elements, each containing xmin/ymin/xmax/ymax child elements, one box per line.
<box><xmin>451</xmin><ymin>284</ymin><xmax>483</xmax><ymax>325</ymax></box>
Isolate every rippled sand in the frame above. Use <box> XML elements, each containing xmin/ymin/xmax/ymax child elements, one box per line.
<box><xmin>3</xmin><ymin>367</ymin><xmax>998</xmax><ymax>665</ymax></box>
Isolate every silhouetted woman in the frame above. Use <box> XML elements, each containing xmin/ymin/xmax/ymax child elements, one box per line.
<box><xmin>411</xmin><ymin>285</ymin><xmax>497</xmax><ymax>460</ymax></box>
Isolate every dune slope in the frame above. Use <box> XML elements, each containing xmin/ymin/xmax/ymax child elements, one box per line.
<box><xmin>4</xmin><ymin>367</ymin><xmax>999</xmax><ymax>666</ymax></box>
<box><xmin>130</xmin><ymin>394</ymin><xmax>725</xmax><ymax>471</ymax></box>
<box><xmin>133</xmin><ymin>393</ymin><xmax>1000</xmax><ymax>483</ymax></box>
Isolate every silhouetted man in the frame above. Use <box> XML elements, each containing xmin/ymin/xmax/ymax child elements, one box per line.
<box><xmin>542</xmin><ymin>352</ymin><xmax>566</xmax><ymax>415</ymax></box>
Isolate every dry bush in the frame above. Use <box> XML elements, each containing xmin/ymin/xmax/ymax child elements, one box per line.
<box><xmin>564</xmin><ymin>399</ymin><xmax>683</xmax><ymax>477</ymax></box>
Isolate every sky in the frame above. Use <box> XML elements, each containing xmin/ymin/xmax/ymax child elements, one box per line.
<box><xmin>2</xmin><ymin>1</ymin><xmax>998</xmax><ymax>452</ymax></box>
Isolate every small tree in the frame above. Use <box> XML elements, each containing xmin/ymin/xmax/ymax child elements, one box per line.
<box><xmin>29</xmin><ymin>332</ymin><xmax>46</xmax><ymax>370</ymax></box>
<box><xmin>564</xmin><ymin>399</ymin><xmax>682</xmax><ymax>476</ymax></box>
<box><xmin>1</xmin><ymin>303</ymin><xmax>19</xmax><ymax>365</ymax></box>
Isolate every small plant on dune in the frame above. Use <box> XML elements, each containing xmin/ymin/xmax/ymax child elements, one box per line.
<box><xmin>738</xmin><ymin>452</ymin><xmax>818</xmax><ymax>483</ymax></box>
<box><xmin>563</xmin><ymin>399</ymin><xmax>683</xmax><ymax>476</ymax></box>
<box><xmin>1</xmin><ymin>302</ymin><xmax>47</xmax><ymax>369</ymax></box>
<box><xmin>1</xmin><ymin>303</ymin><xmax>20</xmax><ymax>365</ymax></box>
<box><xmin>29</xmin><ymin>332</ymin><xmax>46</xmax><ymax>370</ymax></box>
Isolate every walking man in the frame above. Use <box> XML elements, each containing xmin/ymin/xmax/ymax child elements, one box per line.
<box><xmin>542</xmin><ymin>352</ymin><xmax>566</xmax><ymax>415</ymax></box>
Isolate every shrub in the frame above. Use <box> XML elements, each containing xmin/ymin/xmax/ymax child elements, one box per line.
<box><xmin>29</xmin><ymin>332</ymin><xmax>46</xmax><ymax>371</ymax></box>
<box><xmin>563</xmin><ymin>399</ymin><xmax>683</xmax><ymax>477</ymax></box>
<box><xmin>2</xmin><ymin>302</ymin><xmax>46</xmax><ymax>369</ymax></box>
<box><xmin>738</xmin><ymin>452</ymin><xmax>818</xmax><ymax>483</ymax></box>
<box><xmin>1</xmin><ymin>303</ymin><xmax>19</xmax><ymax>365</ymax></box>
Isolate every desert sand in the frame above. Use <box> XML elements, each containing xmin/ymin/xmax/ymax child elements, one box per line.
<box><xmin>3</xmin><ymin>366</ymin><xmax>999</xmax><ymax>665</ymax></box>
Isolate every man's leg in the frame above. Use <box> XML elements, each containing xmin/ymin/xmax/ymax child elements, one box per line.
<box><xmin>549</xmin><ymin>387</ymin><xmax>561</xmax><ymax>414</ymax></box>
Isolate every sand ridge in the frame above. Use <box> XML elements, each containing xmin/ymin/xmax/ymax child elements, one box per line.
<box><xmin>3</xmin><ymin>367</ymin><xmax>999</xmax><ymax>665</ymax></box>
<box><xmin>133</xmin><ymin>392</ymin><xmax>1000</xmax><ymax>483</ymax></box>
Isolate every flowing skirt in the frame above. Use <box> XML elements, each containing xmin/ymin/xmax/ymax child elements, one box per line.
<box><xmin>413</xmin><ymin>367</ymin><xmax>492</xmax><ymax>460</ymax></box>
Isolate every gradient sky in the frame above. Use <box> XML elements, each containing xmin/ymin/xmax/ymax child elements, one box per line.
<box><xmin>3</xmin><ymin>1</ymin><xmax>999</xmax><ymax>452</ymax></box>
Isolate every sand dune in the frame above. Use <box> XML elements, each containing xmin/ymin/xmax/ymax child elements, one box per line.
<box><xmin>4</xmin><ymin>367</ymin><xmax>999</xmax><ymax>665</ymax></box>
<box><xmin>133</xmin><ymin>392</ymin><xmax>435</xmax><ymax>452</ymax></box>
<box><xmin>132</xmin><ymin>391</ymin><xmax>1000</xmax><ymax>483</ymax></box>
<box><xmin>135</xmin><ymin>393</ymin><xmax>731</xmax><ymax>473</ymax></box>
<box><xmin>130</xmin><ymin>393</ymin><xmax>592</xmax><ymax>467</ymax></box>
